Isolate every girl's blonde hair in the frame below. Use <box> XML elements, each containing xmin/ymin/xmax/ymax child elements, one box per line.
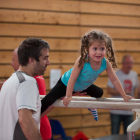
<box><xmin>79</xmin><ymin>29</ymin><xmax>117</xmax><ymax>68</ymax></box>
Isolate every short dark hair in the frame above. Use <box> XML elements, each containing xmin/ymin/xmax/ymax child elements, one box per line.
<box><xmin>122</xmin><ymin>54</ymin><xmax>132</xmax><ymax>63</ymax></box>
<box><xmin>18</xmin><ymin>38</ymin><xmax>50</xmax><ymax>66</ymax></box>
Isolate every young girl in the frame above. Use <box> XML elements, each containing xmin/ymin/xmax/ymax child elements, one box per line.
<box><xmin>41</xmin><ymin>30</ymin><xmax>134</xmax><ymax>121</ymax></box>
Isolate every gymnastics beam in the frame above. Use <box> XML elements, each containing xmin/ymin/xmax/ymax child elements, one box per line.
<box><xmin>40</xmin><ymin>95</ymin><xmax>140</xmax><ymax>102</ymax></box>
<box><xmin>40</xmin><ymin>96</ymin><xmax>140</xmax><ymax>112</ymax></box>
<box><xmin>40</xmin><ymin>95</ymin><xmax>140</xmax><ymax>134</ymax></box>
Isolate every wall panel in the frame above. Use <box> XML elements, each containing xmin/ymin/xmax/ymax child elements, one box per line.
<box><xmin>80</xmin><ymin>1</ymin><xmax>140</xmax><ymax>16</ymax></box>
<box><xmin>0</xmin><ymin>0</ymin><xmax>80</xmax><ymax>12</ymax></box>
<box><xmin>0</xmin><ymin>9</ymin><xmax>80</xmax><ymax>25</ymax></box>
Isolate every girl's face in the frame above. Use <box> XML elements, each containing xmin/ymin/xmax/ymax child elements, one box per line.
<box><xmin>88</xmin><ymin>41</ymin><xmax>106</xmax><ymax>62</ymax></box>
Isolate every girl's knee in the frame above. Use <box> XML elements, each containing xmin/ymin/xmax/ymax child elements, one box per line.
<box><xmin>97</xmin><ymin>89</ymin><xmax>103</xmax><ymax>98</ymax></box>
<box><xmin>100</xmin><ymin>89</ymin><xmax>103</xmax><ymax>96</ymax></box>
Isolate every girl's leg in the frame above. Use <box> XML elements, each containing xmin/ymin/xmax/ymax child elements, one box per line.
<box><xmin>41</xmin><ymin>78</ymin><xmax>66</xmax><ymax>115</ymax></box>
<box><xmin>83</xmin><ymin>84</ymin><xmax>103</xmax><ymax>121</ymax></box>
<box><xmin>88</xmin><ymin>108</ymin><xmax>98</xmax><ymax>121</ymax></box>
<box><xmin>83</xmin><ymin>84</ymin><xmax>103</xmax><ymax>98</ymax></box>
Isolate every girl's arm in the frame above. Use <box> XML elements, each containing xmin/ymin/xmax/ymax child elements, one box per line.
<box><xmin>63</xmin><ymin>57</ymin><xmax>84</xmax><ymax>106</ymax></box>
<box><xmin>106</xmin><ymin>60</ymin><xmax>134</xmax><ymax>101</ymax></box>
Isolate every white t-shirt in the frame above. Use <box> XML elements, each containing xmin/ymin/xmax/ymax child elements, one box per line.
<box><xmin>0</xmin><ymin>72</ymin><xmax>41</xmax><ymax>140</ymax></box>
<box><xmin>107</xmin><ymin>69</ymin><xmax>138</xmax><ymax>115</ymax></box>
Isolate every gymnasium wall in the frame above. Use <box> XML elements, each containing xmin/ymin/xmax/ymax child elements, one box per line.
<box><xmin>0</xmin><ymin>0</ymin><xmax>140</xmax><ymax>138</ymax></box>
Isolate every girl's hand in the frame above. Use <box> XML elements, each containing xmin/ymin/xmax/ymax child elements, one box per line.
<box><xmin>123</xmin><ymin>95</ymin><xmax>134</xmax><ymax>102</ymax></box>
<box><xmin>63</xmin><ymin>96</ymin><xmax>72</xmax><ymax>106</ymax></box>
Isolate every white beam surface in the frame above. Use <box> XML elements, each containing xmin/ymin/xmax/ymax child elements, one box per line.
<box><xmin>40</xmin><ymin>95</ymin><xmax>140</xmax><ymax>132</ymax></box>
<box><xmin>40</xmin><ymin>96</ymin><xmax>140</xmax><ymax>112</ymax></box>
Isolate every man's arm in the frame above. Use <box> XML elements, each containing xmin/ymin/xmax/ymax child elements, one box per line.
<box><xmin>107</xmin><ymin>86</ymin><xmax>120</xmax><ymax>96</ymax></box>
<box><xmin>18</xmin><ymin>109</ymin><xmax>42</xmax><ymax>140</ymax></box>
<box><xmin>107</xmin><ymin>86</ymin><xmax>131</xmax><ymax>96</ymax></box>
<box><xmin>137</xmin><ymin>82</ymin><xmax>140</xmax><ymax>99</ymax></box>
<box><xmin>0</xmin><ymin>81</ymin><xmax>4</xmax><ymax>90</ymax></box>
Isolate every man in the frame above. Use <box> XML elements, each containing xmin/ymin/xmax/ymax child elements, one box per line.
<box><xmin>10</xmin><ymin>48</ymin><xmax>20</xmax><ymax>71</ymax></box>
<box><xmin>107</xmin><ymin>55</ymin><xmax>139</xmax><ymax>134</ymax></box>
<box><xmin>10</xmin><ymin>48</ymin><xmax>52</xmax><ymax>140</ymax></box>
<box><xmin>0</xmin><ymin>38</ymin><xmax>50</xmax><ymax>140</ymax></box>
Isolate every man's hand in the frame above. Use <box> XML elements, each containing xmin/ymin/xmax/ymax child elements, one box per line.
<box><xmin>125</xmin><ymin>90</ymin><xmax>131</xmax><ymax>95</ymax></box>
<box><xmin>73</xmin><ymin>91</ymin><xmax>87</xmax><ymax>96</ymax></box>
<box><xmin>60</xmin><ymin>91</ymin><xmax>87</xmax><ymax>100</ymax></box>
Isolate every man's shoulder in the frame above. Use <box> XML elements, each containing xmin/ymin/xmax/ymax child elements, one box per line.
<box><xmin>130</xmin><ymin>70</ymin><xmax>138</xmax><ymax>76</ymax></box>
<box><xmin>114</xmin><ymin>69</ymin><xmax>121</xmax><ymax>74</ymax></box>
<box><xmin>20</xmin><ymin>72</ymin><xmax>36</xmax><ymax>83</ymax></box>
<box><xmin>115</xmin><ymin>69</ymin><xmax>138</xmax><ymax>76</ymax></box>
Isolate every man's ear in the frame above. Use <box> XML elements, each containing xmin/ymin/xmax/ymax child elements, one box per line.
<box><xmin>29</xmin><ymin>57</ymin><xmax>36</xmax><ymax>66</ymax></box>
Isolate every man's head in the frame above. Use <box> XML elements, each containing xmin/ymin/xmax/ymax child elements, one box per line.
<box><xmin>18</xmin><ymin>38</ymin><xmax>50</xmax><ymax>65</ymax></box>
<box><xmin>10</xmin><ymin>48</ymin><xmax>20</xmax><ymax>71</ymax></box>
<box><xmin>122</xmin><ymin>55</ymin><xmax>133</xmax><ymax>74</ymax></box>
<box><xmin>17</xmin><ymin>38</ymin><xmax>50</xmax><ymax>76</ymax></box>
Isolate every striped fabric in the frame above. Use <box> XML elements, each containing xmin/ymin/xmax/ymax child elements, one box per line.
<box><xmin>88</xmin><ymin>108</ymin><xmax>98</xmax><ymax>121</ymax></box>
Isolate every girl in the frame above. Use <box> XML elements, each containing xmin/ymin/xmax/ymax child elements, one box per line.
<box><xmin>41</xmin><ymin>30</ymin><xmax>134</xmax><ymax>121</ymax></box>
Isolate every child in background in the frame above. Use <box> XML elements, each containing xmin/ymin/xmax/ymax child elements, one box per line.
<box><xmin>41</xmin><ymin>29</ymin><xmax>134</xmax><ymax>121</ymax></box>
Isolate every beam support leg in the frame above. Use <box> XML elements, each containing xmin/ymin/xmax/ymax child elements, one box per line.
<box><xmin>127</xmin><ymin>132</ymin><xmax>135</xmax><ymax>140</ymax></box>
<box><xmin>127</xmin><ymin>112</ymin><xmax>140</xmax><ymax>140</ymax></box>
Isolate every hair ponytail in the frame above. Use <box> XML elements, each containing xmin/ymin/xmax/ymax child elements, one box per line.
<box><xmin>106</xmin><ymin>36</ymin><xmax>118</xmax><ymax>68</ymax></box>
